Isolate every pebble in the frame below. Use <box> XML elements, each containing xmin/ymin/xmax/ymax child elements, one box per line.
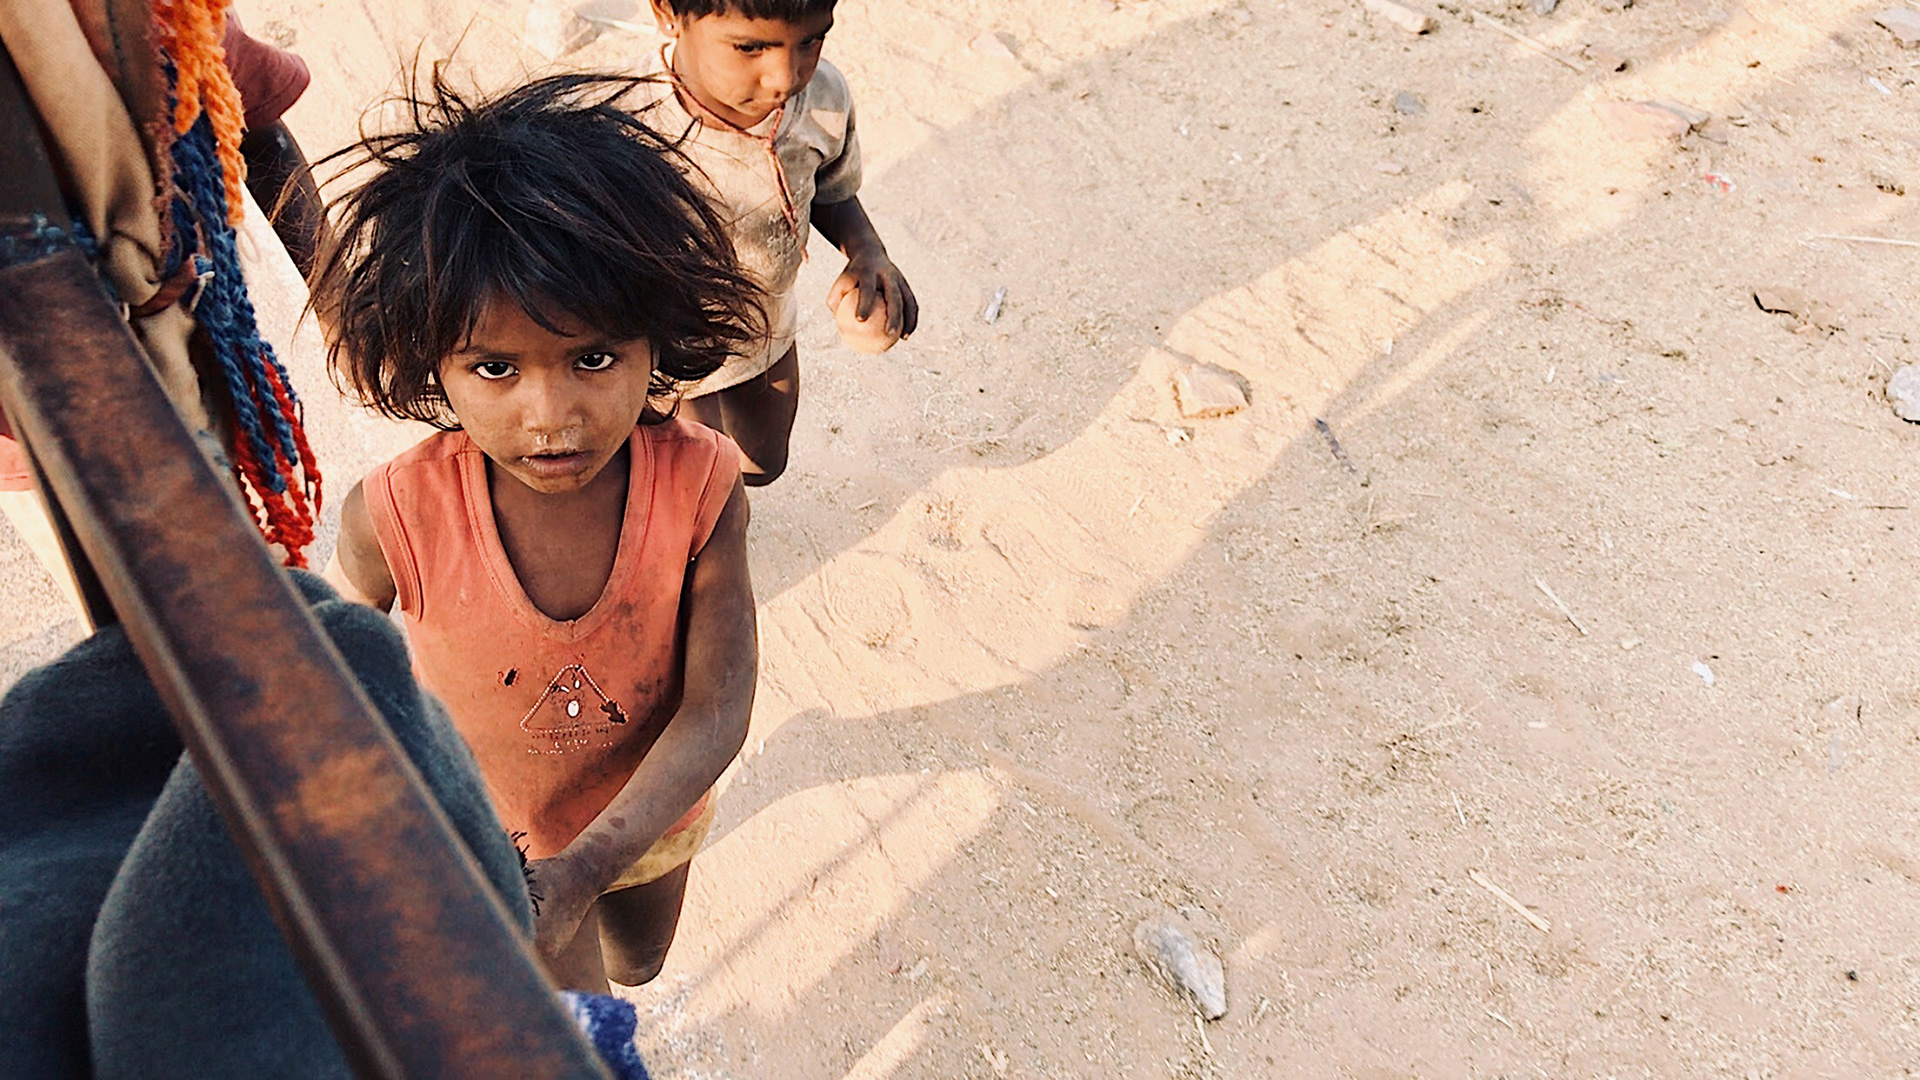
<box><xmin>1584</xmin><ymin>44</ymin><xmax>1630</xmax><ymax>71</ymax></box>
<box><xmin>1532</xmin><ymin>0</ymin><xmax>1560</xmax><ymax>13</ymax></box>
<box><xmin>1592</xmin><ymin>101</ymin><xmax>1692</xmax><ymax>142</ymax></box>
<box><xmin>1874</xmin><ymin>8</ymin><xmax>1920</xmax><ymax>47</ymax></box>
<box><xmin>1375</xmin><ymin>160</ymin><xmax>1408</xmax><ymax>175</ymax></box>
<box><xmin>1174</xmin><ymin>364</ymin><xmax>1250</xmax><ymax>418</ymax></box>
<box><xmin>1394</xmin><ymin>90</ymin><xmax>1427</xmax><ymax>115</ymax></box>
<box><xmin>1134</xmin><ymin>913</ymin><xmax>1227</xmax><ymax>1020</ymax></box>
<box><xmin>970</xmin><ymin>31</ymin><xmax>1017</xmax><ymax>59</ymax></box>
<box><xmin>1888</xmin><ymin>365</ymin><xmax>1920</xmax><ymax>422</ymax></box>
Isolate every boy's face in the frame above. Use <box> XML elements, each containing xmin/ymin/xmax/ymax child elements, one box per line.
<box><xmin>652</xmin><ymin>1</ymin><xmax>834</xmax><ymax>128</ymax></box>
<box><xmin>439</xmin><ymin>299</ymin><xmax>656</xmax><ymax>496</ymax></box>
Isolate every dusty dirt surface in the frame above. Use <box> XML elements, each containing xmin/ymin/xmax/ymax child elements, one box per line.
<box><xmin>5</xmin><ymin>0</ymin><xmax>1920</xmax><ymax>1075</ymax></box>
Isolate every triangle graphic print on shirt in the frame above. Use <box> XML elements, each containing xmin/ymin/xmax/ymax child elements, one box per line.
<box><xmin>518</xmin><ymin>663</ymin><xmax>629</xmax><ymax>754</ymax></box>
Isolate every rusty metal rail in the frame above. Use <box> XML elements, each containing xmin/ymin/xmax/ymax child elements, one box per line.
<box><xmin>0</xmin><ymin>41</ymin><xmax>608</xmax><ymax>1080</ymax></box>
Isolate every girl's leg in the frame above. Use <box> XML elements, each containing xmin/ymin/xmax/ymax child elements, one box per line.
<box><xmin>680</xmin><ymin>345</ymin><xmax>799</xmax><ymax>486</ymax></box>
<box><xmin>545</xmin><ymin>903</ymin><xmax>611</xmax><ymax>993</ymax></box>
<box><xmin>594</xmin><ymin>860</ymin><xmax>692</xmax><ymax>987</ymax></box>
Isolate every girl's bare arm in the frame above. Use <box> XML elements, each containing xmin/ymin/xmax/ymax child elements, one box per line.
<box><xmin>324</xmin><ymin>480</ymin><xmax>399</xmax><ymax>612</ymax></box>
<box><xmin>531</xmin><ymin>475</ymin><xmax>757</xmax><ymax>947</ymax></box>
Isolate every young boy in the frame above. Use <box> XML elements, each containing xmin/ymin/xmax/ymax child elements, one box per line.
<box><xmin>314</xmin><ymin>73</ymin><xmax>765</xmax><ymax>990</ymax></box>
<box><xmin>641</xmin><ymin>0</ymin><xmax>917</xmax><ymax>485</ymax></box>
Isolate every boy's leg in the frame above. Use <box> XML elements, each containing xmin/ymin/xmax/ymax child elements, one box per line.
<box><xmin>546</xmin><ymin>904</ymin><xmax>612</xmax><ymax>994</ymax></box>
<box><xmin>594</xmin><ymin>861</ymin><xmax>692</xmax><ymax>987</ymax></box>
<box><xmin>680</xmin><ymin>345</ymin><xmax>799</xmax><ymax>486</ymax></box>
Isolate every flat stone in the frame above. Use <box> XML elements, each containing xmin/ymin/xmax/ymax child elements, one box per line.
<box><xmin>1134</xmin><ymin>913</ymin><xmax>1228</xmax><ymax>1020</ymax></box>
<box><xmin>1649</xmin><ymin>100</ymin><xmax>1711</xmax><ymax>128</ymax></box>
<box><xmin>1394</xmin><ymin>90</ymin><xmax>1427</xmax><ymax>115</ymax></box>
<box><xmin>1593</xmin><ymin>100</ymin><xmax>1691</xmax><ymax>141</ymax></box>
<box><xmin>970</xmin><ymin>31</ymin><xmax>1017</xmax><ymax>59</ymax></box>
<box><xmin>1174</xmin><ymin>364</ymin><xmax>1249</xmax><ymax>418</ymax></box>
<box><xmin>1889</xmin><ymin>365</ymin><xmax>1920</xmax><ymax>422</ymax></box>
<box><xmin>1875</xmin><ymin>8</ymin><xmax>1920</xmax><ymax>47</ymax></box>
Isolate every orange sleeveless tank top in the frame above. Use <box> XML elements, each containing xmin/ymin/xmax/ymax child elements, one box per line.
<box><xmin>364</xmin><ymin>417</ymin><xmax>740</xmax><ymax>859</ymax></box>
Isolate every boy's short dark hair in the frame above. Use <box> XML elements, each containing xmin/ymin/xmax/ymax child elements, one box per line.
<box><xmin>660</xmin><ymin>0</ymin><xmax>836</xmax><ymax>19</ymax></box>
<box><xmin>310</xmin><ymin>72</ymin><xmax>765</xmax><ymax>429</ymax></box>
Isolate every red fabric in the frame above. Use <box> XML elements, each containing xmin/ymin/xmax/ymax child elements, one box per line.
<box><xmin>364</xmin><ymin>418</ymin><xmax>739</xmax><ymax>859</ymax></box>
<box><xmin>220</xmin><ymin>14</ymin><xmax>308</xmax><ymax>131</ymax></box>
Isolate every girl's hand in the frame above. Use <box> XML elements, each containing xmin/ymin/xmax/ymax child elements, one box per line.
<box><xmin>527</xmin><ymin>853</ymin><xmax>600</xmax><ymax>961</ymax></box>
<box><xmin>827</xmin><ymin>254</ymin><xmax>919</xmax><ymax>342</ymax></box>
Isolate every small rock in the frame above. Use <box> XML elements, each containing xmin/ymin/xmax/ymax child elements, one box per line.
<box><xmin>1754</xmin><ymin>286</ymin><xmax>1840</xmax><ymax>332</ymax></box>
<box><xmin>1888</xmin><ymin>365</ymin><xmax>1920</xmax><ymax>422</ymax></box>
<box><xmin>1134</xmin><ymin>912</ymin><xmax>1227</xmax><ymax>1020</ymax></box>
<box><xmin>1375</xmin><ymin>160</ymin><xmax>1408</xmax><ymax>175</ymax></box>
<box><xmin>1593</xmin><ymin>100</ymin><xmax>1692</xmax><ymax>142</ymax></box>
<box><xmin>262</xmin><ymin>19</ymin><xmax>297</xmax><ymax>48</ymax></box>
<box><xmin>1649</xmin><ymin>99</ymin><xmax>1712</xmax><ymax>128</ymax></box>
<box><xmin>1753</xmin><ymin>286</ymin><xmax>1807</xmax><ymax>316</ymax></box>
<box><xmin>1175</xmin><ymin>364</ymin><xmax>1250</xmax><ymax>418</ymax></box>
<box><xmin>1394</xmin><ymin>90</ymin><xmax>1427</xmax><ymax>115</ymax></box>
<box><xmin>1532</xmin><ymin>0</ymin><xmax>1559</xmax><ymax>13</ymax></box>
<box><xmin>1874</xmin><ymin>8</ymin><xmax>1920</xmax><ymax>47</ymax></box>
<box><xmin>1873</xmin><ymin>172</ymin><xmax>1906</xmax><ymax>196</ymax></box>
<box><xmin>524</xmin><ymin>0</ymin><xmax>599</xmax><ymax>58</ymax></box>
<box><xmin>1583</xmin><ymin>43</ymin><xmax>1630</xmax><ymax>71</ymax></box>
<box><xmin>1359</xmin><ymin>0</ymin><xmax>1436</xmax><ymax>35</ymax></box>
<box><xmin>970</xmin><ymin>30</ymin><xmax>1017</xmax><ymax>59</ymax></box>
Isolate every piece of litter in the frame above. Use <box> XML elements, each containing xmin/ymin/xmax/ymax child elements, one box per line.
<box><xmin>982</xmin><ymin>285</ymin><xmax>1008</xmax><ymax>324</ymax></box>
<box><xmin>1526</xmin><ymin>720</ymin><xmax>1549</xmax><ymax>729</ymax></box>
<box><xmin>906</xmin><ymin>958</ymin><xmax>929</xmax><ymax>981</ymax></box>
<box><xmin>1619</xmin><ymin>636</ymin><xmax>1642</xmax><ymax>651</ymax></box>
<box><xmin>1163</xmin><ymin>426</ymin><xmax>1193</xmax><ymax>446</ymax></box>
<box><xmin>1703</xmin><ymin>171</ymin><xmax>1736</xmax><ymax>193</ymax></box>
<box><xmin>1534</xmin><ymin>577</ymin><xmax>1590</xmax><ymax>636</ymax></box>
<box><xmin>1394</xmin><ymin>90</ymin><xmax>1427</xmax><ymax>115</ymax></box>
<box><xmin>1544</xmin><ymin>365</ymin><xmax>1556</xmax><ymax>383</ymax></box>
<box><xmin>1692</xmin><ymin>661</ymin><xmax>1715</xmax><ymax>686</ymax></box>
<box><xmin>1827</xmin><ymin>487</ymin><xmax>1856</xmax><ymax>500</ymax></box>
<box><xmin>1375</xmin><ymin>160</ymin><xmax>1408</xmax><ymax>175</ymax></box>
<box><xmin>1869</xmin><ymin>75</ymin><xmax>1895</xmax><ymax>95</ymax></box>
<box><xmin>1827</xmin><ymin>735</ymin><xmax>1845</xmax><ymax>773</ymax></box>
<box><xmin>1468</xmin><ymin>869</ymin><xmax>1551</xmax><ymax>933</ymax></box>
<box><xmin>1314</xmin><ymin>417</ymin><xmax>1358</xmax><ymax>474</ymax></box>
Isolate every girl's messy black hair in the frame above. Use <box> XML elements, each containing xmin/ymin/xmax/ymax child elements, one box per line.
<box><xmin>310</xmin><ymin>70</ymin><xmax>765</xmax><ymax>429</ymax></box>
<box><xmin>658</xmin><ymin>0</ymin><xmax>837</xmax><ymax>19</ymax></box>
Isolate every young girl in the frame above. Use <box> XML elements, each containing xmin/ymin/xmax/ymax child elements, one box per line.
<box><xmin>313</xmin><ymin>73</ymin><xmax>764</xmax><ymax>991</ymax></box>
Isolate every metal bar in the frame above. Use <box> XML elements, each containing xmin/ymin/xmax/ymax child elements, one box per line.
<box><xmin>0</xmin><ymin>42</ymin><xmax>608</xmax><ymax>1080</ymax></box>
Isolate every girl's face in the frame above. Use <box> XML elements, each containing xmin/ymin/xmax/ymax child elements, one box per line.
<box><xmin>652</xmin><ymin>2</ymin><xmax>833</xmax><ymax>129</ymax></box>
<box><xmin>439</xmin><ymin>299</ymin><xmax>656</xmax><ymax>496</ymax></box>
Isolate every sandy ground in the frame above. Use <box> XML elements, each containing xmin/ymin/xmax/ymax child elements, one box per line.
<box><xmin>5</xmin><ymin>0</ymin><xmax>1920</xmax><ymax>1075</ymax></box>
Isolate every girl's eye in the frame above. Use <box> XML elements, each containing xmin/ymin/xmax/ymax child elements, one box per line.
<box><xmin>576</xmin><ymin>352</ymin><xmax>617</xmax><ymax>372</ymax></box>
<box><xmin>473</xmin><ymin>361</ymin><xmax>515</xmax><ymax>380</ymax></box>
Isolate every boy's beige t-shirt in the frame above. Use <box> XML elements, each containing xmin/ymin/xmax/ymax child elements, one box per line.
<box><xmin>637</xmin><ymin>51</ymin><xmax>864</xmax><ymax>395</ymax></box>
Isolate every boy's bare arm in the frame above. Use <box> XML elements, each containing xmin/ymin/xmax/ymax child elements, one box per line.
<box><xmin>324</xmin><ymin>480</ymin><xmax>398</xmax><ymax>612</ymax></box>
<box><xmin>529</xmin><ymin>476</ymin><xmax>757</xmax><ymax>953</ymax></box>
<box><xmin>812</xmin><ymin>195</ymin><xmax>919</xmax><ymax>340</ymax></box>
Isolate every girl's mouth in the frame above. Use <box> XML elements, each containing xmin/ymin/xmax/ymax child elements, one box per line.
<box><xmin>518</xmin><ymin>449</ymin><xmax>591</xmax><ymax>479</ymax></box>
